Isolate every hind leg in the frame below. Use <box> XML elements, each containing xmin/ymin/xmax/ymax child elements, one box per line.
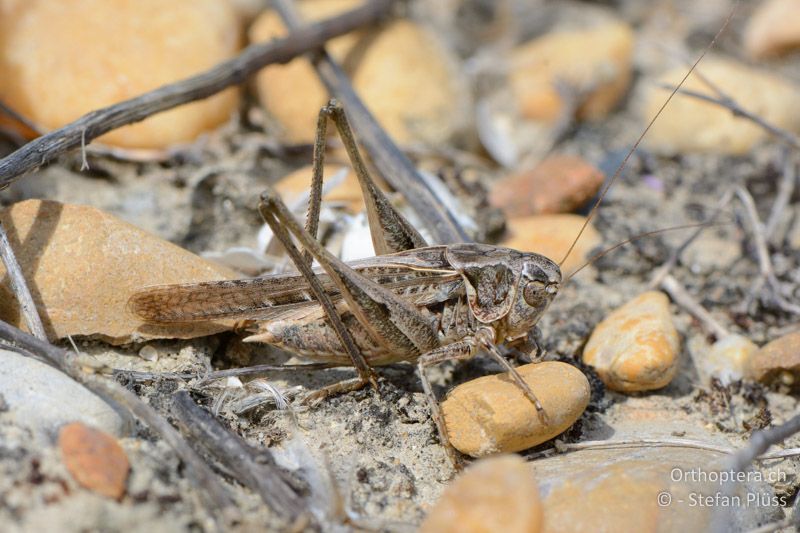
<box><xmin>259</xmin><ymin>191</ymin><xmax>378</xmax><ymax>389</ymax></box>
<box><xmin>302</xmin><ymin>100</ymin><xmax>427</xmax><ymax>258</ymax></box>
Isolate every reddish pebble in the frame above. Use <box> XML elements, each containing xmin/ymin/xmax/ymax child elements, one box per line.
<box><xmin>59</xmin><ymin>422</ymin><xmax>130</xmax><ymax>500</ymax></box>
<box><xmin>490</xmin><ymin>154</ymin><xmax>605</xmax><ymax>216</ymax></box>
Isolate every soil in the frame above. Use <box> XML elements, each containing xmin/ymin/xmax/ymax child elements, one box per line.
<box><xmin>1</xmin><ymin>0</ymin><xmax>799</xmax><ymax>531</ymax></box>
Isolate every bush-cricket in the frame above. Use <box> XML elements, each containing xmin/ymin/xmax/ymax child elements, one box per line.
<box><xmin>128</xmin><ymin>16</ymin><xmax>730</xmax><ymax>466</ymax></box>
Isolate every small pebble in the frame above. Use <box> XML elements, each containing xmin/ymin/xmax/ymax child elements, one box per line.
<box><xmin>744</xmin><ymin>0</ymin><xmax>800</xmax><ymax>59</ymax></box>
<box><xmin>490</xmin><ymin>155</ymin><xmax>605</xmax><ymax>217</ymax></box>
<box><xmin>441</xmin><ymin>362</ymin><xmax>590</xmax><ymax>457</ymax></box>
<box><xmin>509</xmin><ymin>20</ymin><xmax>633</xmax><ymax>123</ymax></box>
<box><xmin>0</xmin><ymin>0</ymin><xmax>241</xmax><ymax>148</ymax></box>
<box><xmin>642</xmin><ymin>58</ymin><xmax>800</xmax><ymax>155</ymax></box>
<box><xmin>420</xmin><ymin>455</ymin><xmax>542</xmax><ymax>533</ymax></box>
<box><xmin>583</xmin><ymin>291</ymin><xmax>680</xmax><ymax>392</ymax></box>
<box><xmin>746</xmin><ymin>332</ymin><xmax>800</xmax><ymax>387</ymax></box>
<box><xmin>704</xmin><ymin>334</ymin><xmax>758</xmax><ymax>385</ymax></box>
<box><xmin>0</xmin><ymin>349</ymin><xmax>124</xmax><ymax>440</ymax></box>
<box><xmin>502</xmin><ymin>214</ymin><xmax>601</xmax><ymax>277</ymax></box>
<box><xmin>225</xmin><ymin>376</ymin><xmax>244</xmax><ymax>389</ymax></box>
<box><xmin>137</xmin><ymin>345</ymin><xmax>159</xmax><ymax>362</ymax></box>
<box><xmin>59</xmin><ymin>422</ymin><xmax>130</xmax><ymax>500</ymax></box>
<box><xmin>0</xmin><ymin>200</ymin><xmax>238</xmax><ymax>343</ymax></box>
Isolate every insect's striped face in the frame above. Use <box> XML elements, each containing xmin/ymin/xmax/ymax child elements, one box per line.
<box><xmin>504</xmin><ymin>253</ymin><xmax>562</xmax><ymax>341</ymax></box>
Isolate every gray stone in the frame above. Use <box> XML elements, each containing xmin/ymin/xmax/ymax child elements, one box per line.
<box><xmin>0</xmin><ymin>349</ymin><xmax>125</xmax><ymax>441</ymax></box>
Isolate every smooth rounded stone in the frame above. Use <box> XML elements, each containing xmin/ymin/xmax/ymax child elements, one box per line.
<box><xmin>502</xmin><ymin>214</ymin><xmax>601</xmax><ymax>277</ymax></box>
<box><xmin>0</xmin><ymin>349</ymin><xmax>124</xmax><ymax>440</ymax></box>
<box><xmin>531</xmin><ymin>448</ymin><xmax>783</xmax><ymax>532</ymax></box>
<box><xmin>583</xmin><ymin>291</ymin><xmax>680</xmax><ymax>392</ymax></box>
<box><xmin>490</xmin><ymin>155</ymin><xmax>605</xmax><ymax>217</ymax></box>
<box><xmin>509</xmin><ymin>20</ymin><xmax>633</xmax><ymax>123</ymax></box>
<box><xmin>0</xmin><ymin>200</ymin><xmax>238</xmax><ymax>344</ymax></box>
<box><xmin>251</xmin><ymin>7</ymin><xmax>467</xmax><ymax>145</ymax></box>
<box><xmin>348</xmin><ymin>19</ymin><xmax>469</xmax><ymax>146</ymax></box>
<box><xmin>275</xmin><ymin>164</ymin><xmax>363</xmax><ymax>213</ymax></box>
<box><xmin>704</xmin><ymin>334</ymin><xmax>758</xmax><ymax>386</ymax></box>
<box><xmin>441</xmin><ymin>362</ymin><xmax>590</xmax><ymax>457</ymax></box>
<box><xmin>746</xmin><ymin>332</ymin><xmax>800</xmax><ymax>388</ymax></box>
<box><xmin>0</xmin><ymin>0</ymin><xmax>241</xmax><ymax>148</ymax></box>
<box><xmin>138</xmin><ymin>345</ymin><xmax>159</xmax><ymax>363</ymax></box>
<box><xmin>420</xmin><ymin>455</ymin><xmax>543</xmax><ymax>533</ymax></box>
<box><xmin>744</xmin><ymin>0</ymin><xmax>800</xmax><ymax>58</ymax></box>
<box><xmin>59</xmin><ymin>422</ymin><xmax>130</xmax><ymax>500</ymax></box>
<box><xmin>249</xmin><ymin>0</ymin><xmax>363</xmax><ymax>143</ymax></box>
<box><xmin>641</xmin><ymin>58</ymin><xmax>800</xmax><ymax>155</ymax></box>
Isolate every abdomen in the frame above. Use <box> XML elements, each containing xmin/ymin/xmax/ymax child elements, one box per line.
<box><xmin>245</xmin><ymin>312</ymin><xmax>419</xmax><ymax>366</ymax></box>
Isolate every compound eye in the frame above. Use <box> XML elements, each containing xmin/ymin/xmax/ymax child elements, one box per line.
<box><xmin>523</xmin><ymin>280</ymin><xmax>546</xmax><ymax>306</ymax></box>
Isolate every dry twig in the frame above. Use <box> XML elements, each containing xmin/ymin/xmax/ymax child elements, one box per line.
<box><xmin>661</xmin><ymin>83</ymin><xmax>800</xmax><ymax>150</ymax></box>
<box><xmin>660</xmin><ymin>274</ymin><xmax>729</xmax><ymax>340</ymax></box>
<box><xmin>171</xmin><ymin>390</ymin><xmax>309</xmax><ymax>524</ymax></box>
<box><xmin>734</xmin><ymin>186</ymin><xmax>800</xmax><ymax>315</ymax></box>
<box><xmin>645</xmin><ymin>190</ymin><xmax>735</xmax><ymax>341</ymax></box>
<box><xmin>763</xmin><ymin>150</ymin><xmax>796</xmax><ymax>243</ymax></box>
<box><xmin>710</xmin><ymin>413</ymin><xmax>800</xmax><ymax>533</ymax></box>
<box><xmin>0</xmin><ymin>222</ymin><xmax>46</xmax><ymax>341</ymax></box>
<box><xmin>0</xmin><ymin>0</ymin><xmax>394</xmax><ymax>189</ymax></box>
<box><xmin>648</xmin><ymin>188</ymin><xmax>736</xmax><ymax>288</ymax></box>
<box><xmin>540</xmin><ymin>437</ymin><xmax>800</xmax><ymax>461</ymax></box>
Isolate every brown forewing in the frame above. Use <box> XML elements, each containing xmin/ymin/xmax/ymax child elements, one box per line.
<box><xmin>128</xmin><ymin>246</ymin><xmax>463</xmax><ymax>324</ymax></box>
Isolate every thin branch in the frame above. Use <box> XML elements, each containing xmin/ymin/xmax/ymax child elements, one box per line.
<box><xmin>711</xmin><ymin>413</ymin><xmax>800</xmax><ymax>533</ymax></box>
<box><xmin>661</xmin><ymin>84</ymin><xmax>800</xmax><ymax>150</ymax></box>
<box><xmin>746</xmin><ymin>517</ymin><xmax>794</xmax><ymax>533</ymax></box>
<box><xmin>272</xmin><ymin>0</ymin><xmax>470</xmax><ymax>245</ymax></box>
<box><xmin>1</xmin><ymin>97</ymin><xmax>180</xmax><ymax>164</ymax></box>
<box><xmin>763</xmin><ymin>150</ymin><xmax>796</xmax><ymax>243</ymax></box>
<box><xmin>648</xmin><ymin>188</ymin><xmax>735</xmax><ymax>289</ymax></box>
<box><xmin>171</xmin><ymin>390</ymin><xmax>309</xmax><ymax>523</ymax></box>
<box><xmin>0</xmin><ymin>319</ymin><xmax>238</xmax><ymax>529</ymax></box>
<box><xmin>540</xmin><ymin>437</ymin><xmax>800</xmax><ymax>461</ymax></box>
<box><xmin>734</xmin><ymin>185</ymin><xmax>800</xmax><ymax>315</ymax></box>
<box><xmin>661</xmin><ymin>274</ymin><xmax>729</xmax><ymax>340</ymax></box>
<box><xmin>0</xmin><ymin>221</ymin><xmax>47</xmax><ymax>340</ymax></box>
<box><xmin>0</xmin><ymin>0</ymin><xmax>394</xmax><ymax>189</ymax></box>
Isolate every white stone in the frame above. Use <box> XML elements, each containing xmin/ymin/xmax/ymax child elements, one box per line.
<box><xmin>705</xmin><ymin>335</ymin><xmax>758</xmax><ymax>385</ymax></box>
<box><xmin>0</xmin><ymin>349</ymin><xmax>125</xmax><ymax>441</ymax></box>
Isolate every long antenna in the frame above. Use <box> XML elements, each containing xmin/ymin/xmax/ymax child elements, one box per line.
<box><xmin>558</xmin><ymin>5</ymin><xmax>739</xmax><ymax>268</ymax></box>
<box><xmin>563</xmin><ymin>221</ymin><xmax>730</xmax><ymax>284</ymax></box>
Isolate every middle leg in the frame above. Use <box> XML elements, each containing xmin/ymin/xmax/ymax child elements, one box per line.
<box><xmin>416</xmin><ymin>339</ymin><xmax>478</xmax><ymax>469</ymax></box>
